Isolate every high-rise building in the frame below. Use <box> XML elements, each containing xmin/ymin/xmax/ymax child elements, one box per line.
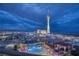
<box><xmin>47</xmin><ymin>10</ymin><xmax>50</xmax><ymax>34</ymax></box>
<box><xmin>36</xmin><ymin>10</ymin><xmax>50</xmax><ymax>36</ymax></box>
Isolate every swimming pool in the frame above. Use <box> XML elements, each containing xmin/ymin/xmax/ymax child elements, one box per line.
<box><xmin>28</xmin><ymin>45</ymin><xmax>44</xmax><ymax>54</ymax></box>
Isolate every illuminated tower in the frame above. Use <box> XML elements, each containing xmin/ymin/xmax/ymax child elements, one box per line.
<box><xmin>47</xmin><ymin>10</ymin><xmax>50</xmax><ymax>34</ymax></box>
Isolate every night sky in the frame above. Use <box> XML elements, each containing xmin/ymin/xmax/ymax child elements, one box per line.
<box><xmin>0</xmin><ymin>3</ymin><xmax>79</xmax><ymax>33</ymax></box>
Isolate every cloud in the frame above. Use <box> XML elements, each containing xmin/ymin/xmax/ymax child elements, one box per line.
<box><xmin>0</xmin><ymin>10</ymin><xmax>41</xmax><ymax>31</ymax></box>
<box><xmin>57</xmin><ymin>10</ymin><xmax>79</xmax><ymax>24</ymax></box>
<box><xmin>20</xmin><ymin>4</ymin><xmax>44</xmax><ymax>14</ymax></box>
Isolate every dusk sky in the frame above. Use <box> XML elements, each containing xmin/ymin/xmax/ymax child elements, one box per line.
<box><xmin>0</xmin><ymin>3</ymin><xmax>79</xmax><ymax>33</ymax></box>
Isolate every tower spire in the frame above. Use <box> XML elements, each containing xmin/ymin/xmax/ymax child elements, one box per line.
<box><xmin>47</xmin><ymin>9</ymin><xmax>50</xmax><ymax>34</ymax></box>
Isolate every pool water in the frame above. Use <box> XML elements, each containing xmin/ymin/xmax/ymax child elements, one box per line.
<box><xmin>28</xmin><ymin>45</ymin><xmax>44</xmax><ymax>54</ymax></box>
